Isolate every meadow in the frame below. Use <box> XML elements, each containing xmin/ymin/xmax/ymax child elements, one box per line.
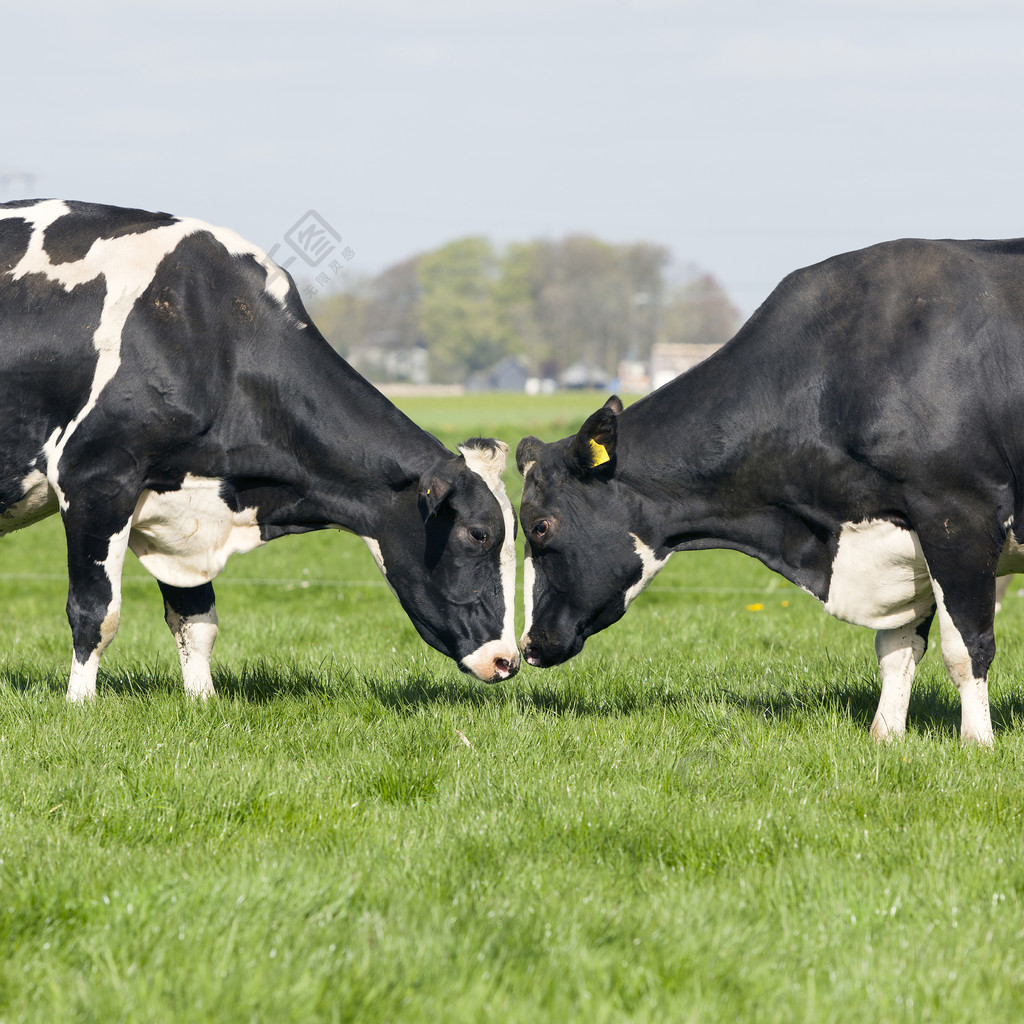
<box><xmin>2</xmin><ymin>392</ymin><xmax>1024</xmax><ymax>1022</ymax></box>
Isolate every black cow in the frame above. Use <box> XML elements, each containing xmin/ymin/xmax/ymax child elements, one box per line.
<box><xmin>516</xmin><ymin>237</ymin><xmax>1024</xmax><ymax>745</ymax></box>
<box><xmin>0</xmin><ymin>199</ymin><xmax>519</xmax><ymax>699</ymax></box>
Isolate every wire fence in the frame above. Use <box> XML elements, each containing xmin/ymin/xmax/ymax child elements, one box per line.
<box><xmin>0</xmin><ymin>570</ymin><xmax>780</xmax><ymax>595</ymax></box>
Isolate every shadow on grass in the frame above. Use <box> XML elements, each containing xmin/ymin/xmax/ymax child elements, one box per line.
<box><xmin>372</xmin><ymin>664</ymin><xmax>1024</xmax><ymax>741</ymax></box>
<box><xmin>0</xmin><ymin>663</ymin><xmax>66</xmax><ymax>695</ymax></box>
<box><xmin>8</xmin><ymin>655</ymin><xmax>1024</xmax><ymax>740</ymax></box>
<box><xmin>211</xmin><ymin>660</ymin><xmax>344</xmax><ymax>703</ymax></box>
<box><xmin>366</xmin><ymin>671</ymin><xmax>688</xmax><ymax>718</ymax></box>
<box><xmin>723</xmin><ymin>675</ymin><xmax>1024</xmax><ymax>740</ymax></box>
<box><xmin>0</xmin><ymin>658</ymin><xmax>344</xmax><ymax>703</ymax></box>
<box><xmin>366</xmin><ymin>674</ymin><xmax>497</xmax><ymax>711</ymax></box>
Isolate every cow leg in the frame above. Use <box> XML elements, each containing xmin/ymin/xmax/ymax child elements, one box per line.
<box><xmin>927</xmin><ymin>573</ymin><xmax>996</xmax><ymax>746</ymax></box>
<box><xmin>906</xmin><ymin>536</ymin><xmax>999</xmax><ymax>746</ymax></box>
<box><xmin>63</xmin><ymin>516</ymin><xmax>133</xmax><ymax>702</ymax></box>
<box><xmin>870</xmin><ymin>610</ymin><xmax>934</xmax><ymax>742</ymax></box>
<box><xmin>905</xmin><ymin>503</ymin><xmax>1004</xmax><ymax>745</ymax></box>
<box><xmin>158</xmin><ymin>581</ymin><xmax>218</xmax><ymax>698</ymax></box>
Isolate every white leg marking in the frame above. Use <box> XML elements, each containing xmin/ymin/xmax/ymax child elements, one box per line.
<box><xmin>65</xmin><ymin>521</ymin><xmax>132</xmax><ymax>702</ymax></box>
<box><xmin>871</xmin><ymin>623</ymin><xmax>927</xmax><ymax>742</ymax></box>
<box><xmin>166</xmin><ymin>607</ymin><xmax>218</xmax><ymax>698</ymax></box>
<box><xmin>66</xmin><ymin>652</ymin><xmax>101</xmax><ymax>703</ymax></box>
<box><xmin>958</xmin><ymin>676</ymin><xmax>994</xmax><ymax>746</ymax></box>
<box><xmin>931</xmin><ymin>579</ymin><xmax>993</xmax><ymax>746</ymax></box>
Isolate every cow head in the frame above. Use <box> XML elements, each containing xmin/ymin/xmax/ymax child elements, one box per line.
<box><xmin>371</xmin><ymin>438</ymin><xmax>520</xmax><ymax>682</ymax></box>
<box><xmin>516</xmin><ymin>396</ymin><xmax>670</xmax><ymax>667</ymax></box>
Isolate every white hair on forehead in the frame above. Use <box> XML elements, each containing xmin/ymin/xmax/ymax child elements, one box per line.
<box><xmin>459</xmin><ymin>439</ymin><xmax>509</xmax><ymax>488</ymax></box>
<box><xmin>457</xmin><ymin>438</ymin><xmax>518</xmax><ymax>661</ymax></box>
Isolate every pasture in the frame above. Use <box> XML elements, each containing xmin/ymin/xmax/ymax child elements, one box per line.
<box><xmin>2</xmin><ymin>392</ymin><xmax>1024</xmax><ymax>1022</ymax></box>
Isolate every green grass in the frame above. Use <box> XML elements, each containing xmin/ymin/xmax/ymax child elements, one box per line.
<box><xmin>3</xmin><ymin>394</ymin><xmax>1024</xmax><ymax>1022</ymax></box>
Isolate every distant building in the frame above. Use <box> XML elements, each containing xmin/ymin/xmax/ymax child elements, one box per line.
<box><xmin>525</xmin><ymin>377</ymin><xmax>557</xmax><ymax>396</ymax></box>
<box><xmin>649</xmin><ymin>342</ymin><xmax>722</xmax><ymax>390</ymax></box>
<box><xmin>349</xmin><ymin>340</ymin><xmax>429</xmax><ymax>385</ymax></box>
<box><xmin>616</xmin><ymin>359</ymin><xmax>650</xmax><ymax>394</ymax></box>
<box><xmin>466</xmin><ymin>356</ymin><xmax>531</xmax><ymax>392</ymax></box>
<box><xmin>560</xmin><ymin>361</ymin><xmax>609</xmax><ymax>390</ymax></box>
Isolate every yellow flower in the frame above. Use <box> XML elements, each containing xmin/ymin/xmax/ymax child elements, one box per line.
<box><xmin>746</xmin><ymin>603</ymin><xmax>764</xmax><ymax>612</ymax></box>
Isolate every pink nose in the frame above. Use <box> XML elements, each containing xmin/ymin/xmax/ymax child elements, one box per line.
<box><xmin>491</xmin><ymin>654</ymin><xmax>519</xmax><ymax>681</ymax></box>
<box><xmin>461</xmin><ymin>641</ymin><xmax>520</xmax><ymax>682</ymax></box>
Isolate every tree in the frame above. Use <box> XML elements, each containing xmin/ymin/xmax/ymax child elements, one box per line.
<box><xmin>311</xmin><ymin>282</ymin><xmax>367</xmax><ymax>361</ymax></box>
<box><xmin>493</xmin><ymin>237</ymin><xmax>669</xmax><ymax>379</ymax></box>
<box><xmin>310</xmin><ymin>235</ymin><xmax>738</xmax><ymax>386</ymax></box>
<box><xmin>313</xmin><ymin>257</ymin><xmax>425</xmax><ymax>382</ymax></box>
<box><xmin>417</xmin><ymin>238</ymin><xmax>511</xmax><ymax>384</ymax></box>
<box><xmin>661</xmin><ymin>272</ymin><xmax>741</xmax><ymax>347</ymax></box>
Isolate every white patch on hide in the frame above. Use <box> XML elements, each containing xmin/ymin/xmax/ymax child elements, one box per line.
<box><xmin>9</xmin><ymin>204</ymin><xmax>299</xmax><ymax>510</ymax></box>
<box><xmin>519</xmin><ymin>458</ymin><xmax>537</xmax><ymax>646</ymax></box>
<box><xmin>129</xmin><ymin>475</ymin><xmax>264</xmax><ymax>588</ymax></box>
<box><xmin>623</xmin><ymin>533</ymin><xmax>670</xmax><ymax>609</ymax></box>
<box><xmin>522</xmin><ymin>543</ymin><xmax>536</xmax><ymax>643</ymax></box>
<box><xmin>361</xmin><ymin>535</ymin><xmax>399</xmax><ymax>598</ymax></box>
<box><xmin>824</xmin><ymin>519</ymin><xmax>934</xmax><ymax>629</ymax></box>
<box><xmin>0</xmin><ymin>469</ymin><xmax>57</xmax><ymax>535</ymax></box>
<box><xmin>208</xmin><ymin>221</ymin><xmax>295</xmax><ymax>307</ymax></box>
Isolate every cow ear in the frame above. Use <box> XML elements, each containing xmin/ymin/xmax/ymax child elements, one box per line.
<box><xmin>568</xmin><ymin>395</ymin><xmax>621</xmax><ymax>476</ymax></box>
<box><xmin>516</xmin><ymin>436</ymin><xmax>543</xmax><ymax>475</ymax></box>
<box><xmin>418</xmin><ymin>461</ymin><xmax>459</xmax><ymax>520</ymax></box>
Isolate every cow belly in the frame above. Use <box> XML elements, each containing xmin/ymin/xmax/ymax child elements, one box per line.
<box><xmin>0</xmin><ymin>470</ymin><xmax>58</xmax><ymax>536</ymax></box>
<box><xmin>129</xmin><ymin>476</ymin><xmax>264</xmax><ymax>588</ymax></box>
<box><xmin>824</xmin><ymin>520</ymin><xmax>934</xmax><ymax>629</ymax></box>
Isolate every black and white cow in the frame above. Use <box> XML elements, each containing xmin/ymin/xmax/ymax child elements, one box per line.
<box><xmin>0</xmin><ymin>199</ymin><xmax>519</xmax><ymax>699</ymax></box>
<box><xmin>516</xmin><ymin>237</ymin><xmax>1024</xmax><ymax>745</ymax></box>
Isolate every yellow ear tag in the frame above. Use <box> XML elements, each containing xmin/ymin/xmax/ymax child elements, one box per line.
<box><xmin>588</xmin><ymin>439</ymin><xmax>610</xmax><ymax>467</ymax></box>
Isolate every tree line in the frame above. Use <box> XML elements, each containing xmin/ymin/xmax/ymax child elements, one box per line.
<box><xmin>310</xmin><ymin>235</ymin><xmax>741</xmax><ymax>386</ymax></box>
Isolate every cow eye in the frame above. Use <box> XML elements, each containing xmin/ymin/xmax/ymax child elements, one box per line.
<box><xmin>531</xmin><ymin>519</ymin><xmax>550</xmax><ymax>540</ymax></box>
<box><xmin>469</xmin><ymin>526</ymin><xmax>489</xmax><ymax>545</ymax></box>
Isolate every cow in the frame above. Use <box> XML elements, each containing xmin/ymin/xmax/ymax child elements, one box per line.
<box><xmin>0</xmin><ymin>199</ymin><xmax>519</xmax><ymax>700</ymax></box>
<box><xmin>515</xmin><ymin>237</ymin><xmax>1024</xmax><ymax>745</ymax></box>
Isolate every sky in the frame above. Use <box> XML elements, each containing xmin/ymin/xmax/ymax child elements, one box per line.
<box><xmin>4</xmin><ymin>0</ymin><xmax>1024</xmax><ymax>316</ymax></box>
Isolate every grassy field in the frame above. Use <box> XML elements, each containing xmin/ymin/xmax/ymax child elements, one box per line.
<box><xmin>3</xmin><ymin>393</ymin><xmax>1024</xmax><ymax>1022</ymax></box>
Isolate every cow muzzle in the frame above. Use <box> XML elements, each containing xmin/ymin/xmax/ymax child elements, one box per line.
<box><xmin>460</xmin><ymin>639</ymin><xmax>521</xmax><ymax>683</ymax></box>
<box><xmin>519</xmin><ymin>629</ymin><xmax>584</xmax><ymax>668</ymax></box>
